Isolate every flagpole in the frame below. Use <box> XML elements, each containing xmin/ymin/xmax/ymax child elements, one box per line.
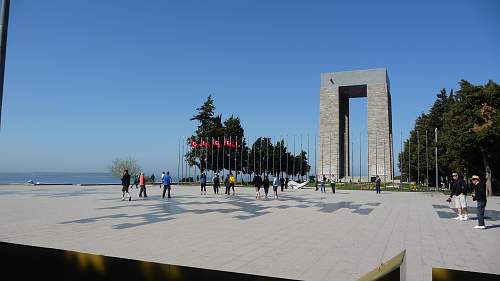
<box><xmin>435</xmin><ymin>128</ymin><xmax>438</xmax><ymax>190</ymax></box>
<box><xmin>279</xmin><ymin>136</ymin><xmax>283</xmax><ymax>178</ymax></box>
<box><xmin>266</xmin><ymin>137</ymin><xmax>269</xmax><ymax>176</ymax></box>
<box><xmin>426</xmin><ymin>130</ymin><xmax>429</xmax><ymax>191</ymax></box>
<box><xmin>273</xmin><ymin>138</ymin><xmax>276</xmax><ymax>177</ymax></box>
<box><xmin>286</xmin><ymin>135</ymin><xmax>290</xmax><ymax>178</ymax></box>
<box><xmin>307</xmin><ymin>134</ymin><xmax>310</xmax><ymax>179</ymax></box>
<box><xmin>177</xmin><ymin>137</ymin><xmax>180</xmax><ymax>183</ymax></box>
<box><xmin>247</xmin><ymin>143</ymin><xmax>250</xmax><ymax>183</ymax></box>
<box><xmin>408</xmin><ymin>135</ymin><xmax>411</xmax><ymax>183</ymax></box>
<box><xmin>234</xmin><ymin>136</ymin><xmax>238</xmax><ymax>181</ymax></box>
<box><xmin>211</xmin><ymin>137</ymin><xmax>214</xmax><ymax>179</ymax></box>
<box><xmin>229</xmin><ymin>136</ymin><xmax>232</xmax><ymax>175</ymax></box>
<box><xmin>321</xmin><ymin>136</ymin><xmax>324</xmax><ymax>176</ymax></box>
<box><xmin>329</xmin><ymin>131</ymin><xmax>332</xmax><ymax>177</ymax></box>
<box><xmin>180</xmin><ymin>137</ymin><xmax>185</xmax><ymax>181</ymax></box>
<box><xmin>216</xmin><ymin>136</ymin><xmax>220</xmax><ymax>175</ymax></box>
<box><xmin>417</xmin><ymin>130</ymin><xmax>420</xmax><ymax>186</ymax></box>
<box><xmin>300</xmin><ymin>134</ymin><xmax>303</xmax><ymax>181</ymax></box>
<box><xmin>292</xmin><ymin>135</ymin><xmax>296</xmax><ymax>181</ymax></box>
<box><xmin>259</xmin><ymin>137</ymin><xmax>263</xmax><ymax>175</ymax></box>
<box><xmin>359</xmin><ymin>132</ymin><xmax>361</xmax><ymax>182</ymax></box>
<box><xmin>240</xmin><ymin>137</ymin><xmax>244</xmax><ymax>184</ymax></box>
<box><xmin>188</xmin><ymin>138</ymin><xmax>191</xmax><ymax>183</ymax></box>
<box><xmin>314</xmin><ymin>134</ymin><xmax>317</xmax><ymax>183</ymax></box>
<box><xmin>222</xmin><ymin>136</ymin><xmax>225</xmax><ymax>178</ymax></box>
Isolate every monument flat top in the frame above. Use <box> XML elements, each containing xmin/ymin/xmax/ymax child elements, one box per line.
<box><xmin>321</xmin><ymin>68</ymin><xmax>388</xmax><ymax>87</ymax></box>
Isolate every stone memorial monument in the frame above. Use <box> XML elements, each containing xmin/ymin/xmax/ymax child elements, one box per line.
<box><xmin>319</xmin><ymin>68</ymin><xmax>393</xmax><ymax>181</ymax></box>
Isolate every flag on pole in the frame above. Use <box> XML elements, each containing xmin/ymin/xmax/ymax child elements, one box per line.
<box><xmin>191</xmin><ymin>140</ymin><xmax>198</xmax><ymax>148</ymax></box>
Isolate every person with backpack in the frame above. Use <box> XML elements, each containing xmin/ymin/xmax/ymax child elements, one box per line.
<box><xmin>161</xmin><ymin>171</ymin><xmax>172</xmax><ymax>199</ymax></box>
<box><xmin>213</xmin><ymin>173</ymin><xmax>220</xmax><ymax>195</ymax></box>
<box><xmin>200</xmin><ymin>172</ymin><xmax>207</xmax><ymax>195</ymax></box>
<box><xmin>139</xmin><ymin>172</ymin><xmax>147</xmax><ymax>198</ymax></box>
<box><xmin>448</xmin><ymin>172</ymin><xmax>469</xmax><ymax>221</ymax></box>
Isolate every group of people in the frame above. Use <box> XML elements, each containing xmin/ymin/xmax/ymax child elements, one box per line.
<box><xmin>448</xmin><ymin>172</ymin><xmax>488</xmax><ymax>229</ymax></box>
<box><xmin>120</xmin><ymin>169</ymin><xmax>489</xmax><ymax>229</ymax></box>
<box><xmin>120</xmin><ymin>170</ymin><xmax>172</xmax><ymax>201</ymax></box>
<box><xmin>317</xmin><ymin>174</ymin><xmax>337</xmax><ymax>193</ymax></box>
<box><xmin>200</xmin><ymin>172</ymin><xmax>236</xmax><ymax>196</ymax></box>
<box><xmin>252</xmin><ymin>174</ymin><xmax>280</xmax><ymax>199</ymax></box>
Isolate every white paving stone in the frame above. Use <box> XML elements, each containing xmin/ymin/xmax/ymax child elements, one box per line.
<box><xmin>0</xmin><ymin>185</ymin><xmax>499</xmax><ymax>281</ymax></box>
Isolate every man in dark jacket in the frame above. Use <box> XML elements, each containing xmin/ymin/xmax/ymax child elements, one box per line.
<box><xmin>375</xmin><ymin>177</ymin><xmax>381</xmax><ymax>194</ymax></box>
<box><xmin>280</xmin><ymin>177</ymin><xmax>285</xmax><ymax>192</ymax></box>
<box><xmin>200</xmin><ymin>172</ymin><xmax>207</xmax><ymax>195</ymax></box>
<box><xmin>471</xmin><ymin>175</ymin><xmax>487</xmax><ymax>229</ymax></box>
<box><xmin>448</xmin><ymin>172</ymin><xmax>469</xmax><ymax>220</ymax></box>
<box><xmin>121</xmin><ymin>170</ymin><xmax>131</xmax><ymax>201</ymax></box>
<box><xmin>263</xmin><ymin>175</ymin><xmax>270</xmax><ymax>199</ymax></box>
<box><xmin>253</xmin><ymin>174</ymin><xmax>263</xmax><ymax>199</ymax></box>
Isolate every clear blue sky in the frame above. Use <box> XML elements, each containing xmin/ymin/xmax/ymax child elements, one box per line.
<box><xmin>1</xmin><ymin>0</ymin><xmax>499</xmax><ymax>175</ymax></box>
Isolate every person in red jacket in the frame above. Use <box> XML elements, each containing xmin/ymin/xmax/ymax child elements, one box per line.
<box><xmin>139</xmin><ymin>172</ymin><xmax>147</xmax><ymax>198</ymax></box>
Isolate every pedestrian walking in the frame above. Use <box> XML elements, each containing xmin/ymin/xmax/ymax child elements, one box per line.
<box><xmin>139</xmin><ymin>172</ymin><xmax>147</xmax><ymax>198</ymax></box>
<box><xmin>273</xmin><ymin>175</ymin><xmax>279</xmax><ymax>199</ymax></box>
<box><xmin>263</xmin><ymin>175</ymin><xmax>270</xmax><ymax>199</ymax></box>
<box><xmin>285</xmin><ymin>176</ymin><xmax>289</xmax><ymax>189</ymax></box>
<box><xmin>200</xmin><ymin>172</ymin><xmax>207</xmax><ymax>195</ymax></box>
<box><xmin>319</xmin><ymin>175</ymin><xmax>326</xmax><ymax>193</ymax></box>
<box><xmin>229</xmin><ymin>173</ymin><xmax>236</xmax><ymax>196</ymax></box>
<box><xmin>280</xmin><ymin>176</ymin><xmax>285</xmax><ymax>192</ymax></box>
<box><xmin>162</xmin><ymin>171</ymin><xmax>172</xmax><ymax>199</ymax></box>
<box><xmin>330</xmin><ymin>174</ymin><xmax>336</xmax><ymax>194</ymax></box>
<box><xmin>213</xmin><ymin>173</ymin><xmax>220</xmax><ymax>195</ymax></box>
<box><xmin>150</xmin><ymin>173</ymin><xmax>155</xmax><ymax>184</ymax></box>
<box><xmin>133</xmin><ymin>174</ymin><xmax>139</xmax><ymax>189</ymax></box>
<box><xmin>224</xmin><ymin>176</ymin><xmax>230</xmax><ymax>196</ymax></box>
<box><xmin>448</xmin><ymin>172</ymin><xmax>469</xmax><ymax>220</ymax></box>
<box><xmin>471</xmin><ymin>175</ymin><xmax>487</xmax><ymax>229</ymax></box>
<box><xmin>253</xmin><ymin>173</ymin><xmax>263</xmax><ymax>199</ymax></box>
<box><xmin>375</xmin><ymin>176</ymin><xmax>381</xmax><ymax>194</ymax></box>
<box><xmin>121</xmin><ymin>170</ymin><xmax>131</xmax><ymax>201</ymax></box>
<box><xmin>160</xmin><ymin>172</ymin><xmax>166</xmax><ymax>189</ymax></box>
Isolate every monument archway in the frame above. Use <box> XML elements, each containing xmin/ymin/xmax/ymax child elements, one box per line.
<box><xmin>319</xmin><ymin>68</ymin><xmax>393</xmax><ymax>181</ymax></box>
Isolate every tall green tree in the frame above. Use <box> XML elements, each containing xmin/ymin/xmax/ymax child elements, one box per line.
<box><xmin>400</xmin><ymin>81</ymin><xmax>499</xmax><ymax>195</ymax></box>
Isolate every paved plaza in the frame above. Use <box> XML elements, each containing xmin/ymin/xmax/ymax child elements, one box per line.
<box><xmin>0</xmin><ymin>184</ymin><xmax>499</xmax><ymax>281</ymax></box>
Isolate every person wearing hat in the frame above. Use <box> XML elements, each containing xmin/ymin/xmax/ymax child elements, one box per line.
<box><xmin>448</xmin><ymin>172</ymin><xmax>469</xmax><ymax>221</ymax></box>
<box><xmin>471</xmin><ymin>175</ymin><xmax>487</xmax><ymax>229</ymax></box>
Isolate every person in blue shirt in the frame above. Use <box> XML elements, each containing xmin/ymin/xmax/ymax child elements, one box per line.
<box><xmin>161</xmin><ymin>171</ymin><xmax>172</xmax><ymax>199</ymax></box>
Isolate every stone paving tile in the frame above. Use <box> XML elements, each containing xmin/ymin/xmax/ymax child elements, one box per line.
<box><xmin>0</xmin><ymin>184</ymin><xmax>499</xmax><ymax>281</ymax></box>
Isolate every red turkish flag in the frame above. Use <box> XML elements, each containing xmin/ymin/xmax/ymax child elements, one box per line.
<box><xmin>201</xmin><ymin>139</ymin><xmax>209</xmax><ymax>148</ymax></box>
<box><xmin>213</xmin><ymin>139</ymin><xmax>221</xmax><ymax>148</ymax></box>
<box><xmin>191</xmin><ymin>140</ymin><xmax>198</xmax><ymax>148</ymax></box>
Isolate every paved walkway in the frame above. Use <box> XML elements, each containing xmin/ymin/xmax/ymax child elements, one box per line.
<box><xmin>0</xmin><ymin>184</ymin><xmax>499</xmax><ymax>281</ymax></box>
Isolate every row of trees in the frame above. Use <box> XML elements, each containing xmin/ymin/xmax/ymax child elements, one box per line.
<box><xmin>399</xmin><ymin>80</ymin><xmax>499</xmax><ymax>195</ymax></box>
<box><xmin>186</xmin><ymin>96</ymin><xmax>311</xmax><ymax>178</ymax></box>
